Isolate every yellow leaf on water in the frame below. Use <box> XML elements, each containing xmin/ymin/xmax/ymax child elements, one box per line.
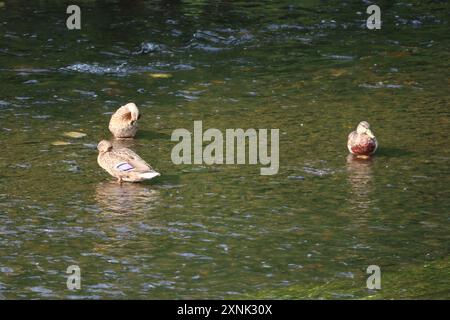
<box><xmin>0</xmin><ymin>2</ymin><xmax>5</xmax><ymax>9</ymax></box>
<box><xmin>148</xmin><ymin>73</ymin><xmax>172</xmax><ymax>79</ymax></box>
<box><xmin>385</xmin><ymin>51</ymin><xmax>410</xmax><ymax>58</ymax></box>
<box><xmin>52</xmin><ymin>141</ymin><xmax>71</xmax><ymax>146</ymax></box>
<box><xmin>63</xmin><ymin>131</ymin><xmax>87</xmax><ymax>138</ymax></box>
<box><xmin>330</xmin><ymin>68</ymin><xmax>347</xmax><ymax>77</ymax></box>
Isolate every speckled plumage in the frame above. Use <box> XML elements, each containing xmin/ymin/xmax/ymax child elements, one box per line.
<box><xmin>97</xmin><ymin>140</ymin><xmax>160</xmax><ymax>183</ymax></box>
<box><xmin>347</xmin><ymin>121</ymin><xmax>378</xmax><ymax>158</ymax></box>
<box><xmin>109</xmin><ymin>102</ymin><xmax>140</xmax><ymax>139</ymax></box>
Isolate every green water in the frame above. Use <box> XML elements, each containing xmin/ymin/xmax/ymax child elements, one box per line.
<box><xmin>0</xmin><ymin>0</ymin><xmax>449</xmax><ymax>299</ymax></box>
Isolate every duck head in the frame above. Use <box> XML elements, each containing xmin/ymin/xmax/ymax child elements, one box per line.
<box><xmin>97</xmin><ymin>140</ymin><xmax>113</xmax><ymax>153</ymax></box>
<box><xmin>124</xmin><ymin>102</ymin><xmax>140</xmax><ymax>124</ymax></box>
<box><xmin>356</xmin><ymin>121</ymin><xmax>375</xmax><ymax>139</ymax></box>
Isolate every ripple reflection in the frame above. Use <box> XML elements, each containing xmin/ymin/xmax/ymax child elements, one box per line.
<box><xmin>95</xmin><ymin>181</ymin><xmax>160</xmax><ymax>216</ymax></box>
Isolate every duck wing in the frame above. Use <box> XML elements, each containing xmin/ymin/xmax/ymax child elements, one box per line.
<box><xmin>347</xmin><ymin>131</ymin><xmax>357</xmax><ymax>152</ymax></box>
<box><xmin>110</xmin><ymin>148</ymin><xmax>153</xmax><ymax>172</ymax></box>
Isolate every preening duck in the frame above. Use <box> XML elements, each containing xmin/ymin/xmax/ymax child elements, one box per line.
<box><xmin>109</xmin><ymin>102</ymin><xmax>140</xmax><ymax>139</ymax></box>
<box><xmin>97</xmin><ymin>140</ymin><xmax>160</xmax><ymax>183</ymax></box>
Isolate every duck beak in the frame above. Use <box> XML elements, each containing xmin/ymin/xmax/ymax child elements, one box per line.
<box><xmin>366</xmin><ymin>129</ymin><xmax>375</xmax><ymax>139</ymax></box>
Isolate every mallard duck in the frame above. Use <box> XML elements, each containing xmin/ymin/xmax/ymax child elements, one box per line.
<box><xmin>109</xmin><ymin>102</ymin><xmax>140</xmax><ymax>139</ymax></box>
<box><xmin>97</xmin><ymin>140</ymin><xmax>160</xmax><ymax>183</ymax></box>
<box><xmin>347</xmin><ymin>121</ymin><xmax>378</xmax><ymax>159</ymax></box>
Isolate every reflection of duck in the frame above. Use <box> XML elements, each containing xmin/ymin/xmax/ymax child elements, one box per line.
<box><xmin>95</xmin><ymin>181</ymin><xmax>160</xmax><ymax>216</ymax></box>
<box><xmin>97</xmin><ymin>140</ymin><xmax>160</xmax><ymax>183</ymax></box>
<box><xmin>109</xmin><ymin>102</ymin><xmax>140</xmax><ymax>139</ymax></box>
<box><xmin>346</xmin><ymin>154</ymin><xmax>374</xmax><ymax>210</ymax></box>
<box><xmin>347</xmin><ymin>121</ymin><xmax>378</xmax><ymax>159</ymax></box>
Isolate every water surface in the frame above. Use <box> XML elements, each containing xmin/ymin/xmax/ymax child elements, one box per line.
<box><xmin>0</xmin><ymin>0</ymin><xmax>449</xmax><ymax>299</ymax></box>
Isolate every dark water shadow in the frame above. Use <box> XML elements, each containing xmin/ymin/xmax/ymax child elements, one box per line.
<box><xmin>376</xmin><ymin>147</ymin><xmax>414</xmax><ymax>158</ymax></box>
<box><xmin>137</xmin><ymin>129</ymin><xmax>171</xmax><ymax>141</ymax></box>
<box><xmin>141</xmin><ymin>174</ymin><xmax>180</xmax><ymax>186</ymax></box>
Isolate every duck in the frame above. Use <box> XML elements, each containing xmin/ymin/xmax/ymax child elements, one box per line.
<box><xmin>347</xmin><ymin>121</ymin><xmax>378</xmax><ymax>159</ymax></box>
<box><xmin>97</xmin><ymin>140</ymin><xmax>160</xmax><ymax>183</ymax></box>
<box><xmin>109</xmin><ymin>102</ymin><xmax>140</xmax><ymax>139</ymax></box>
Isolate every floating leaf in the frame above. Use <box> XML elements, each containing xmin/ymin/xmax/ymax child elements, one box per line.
<box><xmin>52</xmin><ymin>141</ymin><xmax>71</xmax><ymax>146</ymax></box>
<box><xmin>330</xmin><ymin>68</ymin><xmax>347</xmax><ymax>77</ymax></box>
<box><xmin>385</xmin><ymin>51</ymin><xmax>410</xmax><ymax>58</ymax></box>
<box><xmin>63</xmin><ymin>131</ymin><xmax>87</xmax><ymax>138</ymax></box>
<box><xmin>148</xmin><ymin>73</ymin><xmax>172</xmax><ymax>79</ymax></box>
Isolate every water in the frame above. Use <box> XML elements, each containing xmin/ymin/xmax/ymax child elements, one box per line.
<box><xmin>0</xmin><ymin>0</ymin><xmax>449</xmax><ymax>299</ymax></box>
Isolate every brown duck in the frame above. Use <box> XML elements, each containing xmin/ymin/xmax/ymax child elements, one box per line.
<box><xmin>347</xmin><ymin>121</ymin><xmax>378</xmax><ymax>159</ymax></box>
<box><xmin>97</xmin><ymin>140</ymin><xmax>160</xmax><ymax>183</ymax></box>
<box><xmin>109</xmin><ymin>102</ymin><xmax>140</xmax><ymax>139</ymax></box>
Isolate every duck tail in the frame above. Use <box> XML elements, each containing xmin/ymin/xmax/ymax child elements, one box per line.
<box><xmin>138</xmin><ymin>171</ymin><xmax>160</xmax><ymax>180</ymax></box>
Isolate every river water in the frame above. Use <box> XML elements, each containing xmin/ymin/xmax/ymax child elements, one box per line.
<box><xmin>0</xmin><ymin>0</ymin><xmax>449</xmax><ymax>299</ymax></box>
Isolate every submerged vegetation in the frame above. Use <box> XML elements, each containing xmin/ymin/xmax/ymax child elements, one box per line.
<box><xmin>242</xmin><ymin>258</ymin><xmax>450</xmax><ymax>299</ymax></box>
